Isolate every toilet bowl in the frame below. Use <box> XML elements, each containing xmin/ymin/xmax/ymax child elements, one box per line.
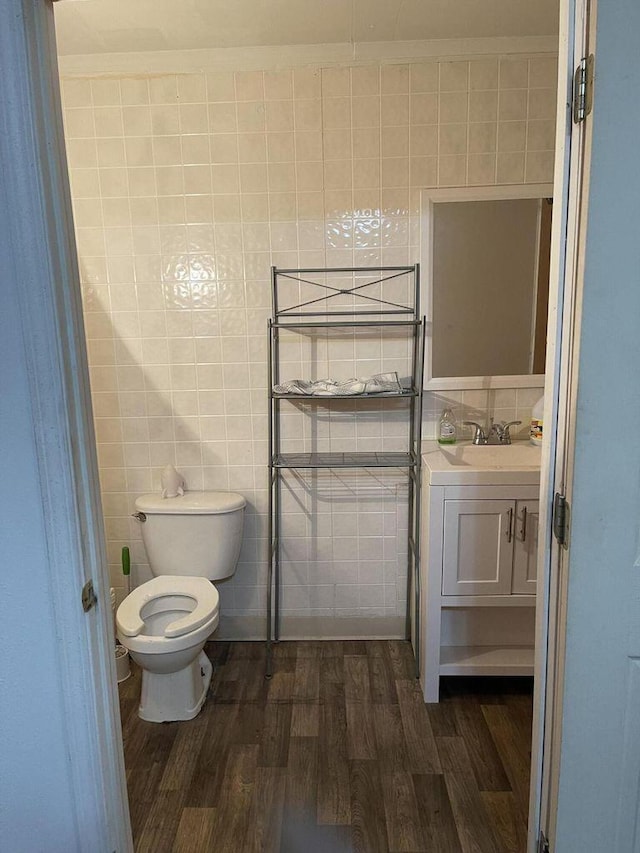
<box><xmin>117</xmin><ymin>576</ymin><xmax>219</xmax><ymax>722</ymax></box>
<box><xmin>116</xmin><ymin>490</ymin><xmax>245</xmax><ymax>722</ymax></box>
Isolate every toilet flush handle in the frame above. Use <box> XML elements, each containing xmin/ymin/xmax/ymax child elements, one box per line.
<box><xmin>132</xmin><ymin>511</ymin><xmax>147</xmax><ymax>523</ymax></box>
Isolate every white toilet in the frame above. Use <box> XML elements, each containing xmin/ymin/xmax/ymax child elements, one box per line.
<box><xmin>116</xmin><ymin>490</ymin><xmax>245</xmax><ymax>722</ymax></box>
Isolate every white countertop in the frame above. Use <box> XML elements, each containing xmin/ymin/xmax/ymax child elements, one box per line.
<box><xmin>422</xmin><ymin>440</ymin><xmax>542</xmax><ymax>486</ymax></box>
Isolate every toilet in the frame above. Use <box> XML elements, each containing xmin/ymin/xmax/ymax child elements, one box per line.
<box><xmin>116</xmin><ymin>490</ymin><xmax>245</xmax><ymax>722</ymax></box>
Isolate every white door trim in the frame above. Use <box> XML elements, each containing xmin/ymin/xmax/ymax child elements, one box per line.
<box><xmin>13</xmin><ymin>0</ymin><xmax>577</xmax><ymax>848</ymax></box>
<box><xmin>543</xmin><ymin>3</ymin><xmax>595</xmax><ymax>845</ymax></box>
<box><xmin>528</xmin><ymin>0</ymin><xmax>592</xmax><ymax>848</ymax></box>
<box><xmin>1</xmin><ymin>1</ymin><xmax>132</xmax><ymax>849</ymax></box>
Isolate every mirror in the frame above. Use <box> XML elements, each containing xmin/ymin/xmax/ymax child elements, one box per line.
<box><xmin>421</xmin><ymin>184</ymin><xmax>553</xmax><ymax>390</ymax></box>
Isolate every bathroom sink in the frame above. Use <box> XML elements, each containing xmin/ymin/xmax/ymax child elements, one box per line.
<box><xmin>422</xmin><ymin>440</ymin><xmax>541</xmax><ymax>485</ymax></box>
<box><xmin>436</xmin><ymin>442</ymin><xmax>541</xmax><ymax>467</ymax></box>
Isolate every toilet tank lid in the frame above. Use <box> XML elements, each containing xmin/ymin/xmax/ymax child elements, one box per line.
<box><xmin>135</xmin><ymin>491</ymin><xmax>246</xmax><ymax>515</ymax></box>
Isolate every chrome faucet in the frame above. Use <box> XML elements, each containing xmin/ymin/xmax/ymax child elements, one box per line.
<box><xmin>463</xmin><ymin>419</ymin><xmax>521</xmax><ymax>445</ymax></box>
<box><xmin>463</xmin><ymin>420</ymin><xmax>488</xmax><ymax>445</ymax></box>
<box><xmin>490</xmin><ymin>420</ymin><xmax>522</xmax><ymax>444</ymax></box>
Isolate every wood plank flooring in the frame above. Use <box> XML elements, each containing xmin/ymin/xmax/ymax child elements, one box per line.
<box><xmin>118</xmin><ymin>641</ymin><xmax>533</xmax><ymax>853</ymax></box>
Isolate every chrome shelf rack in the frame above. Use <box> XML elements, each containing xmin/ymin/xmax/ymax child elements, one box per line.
<box><xmin>267</xmin><ymin>265</ymin><xmax>424</xmax><ymax>677</ymax></box>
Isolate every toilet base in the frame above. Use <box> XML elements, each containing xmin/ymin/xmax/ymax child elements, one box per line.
<box><xmin>138</xmin><ymin>650</ymin><xmax>213</xmax><ymax>722</ymax></box>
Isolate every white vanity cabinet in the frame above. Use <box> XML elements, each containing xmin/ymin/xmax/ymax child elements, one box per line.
<box><xmin>442</xmin><ymin>498</ymin><xmax>539</xmax><ymax>596</ymax></box>
<box><xmin>419</xmin><ymin>442</ymin><xmax>541</xmax><ymax>702</ymax></box>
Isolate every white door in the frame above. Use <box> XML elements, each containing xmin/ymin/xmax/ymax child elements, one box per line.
<box><xmin>527</xmin><ymin>0</ymin><xmax>593</xmax><ymax>846</ymax></box>
<box><xmin>531</xmin><ymin>0</ymin><xmax>640</xmax><ymax>849</ymax></box>
<box><xmin>545</xmin><ymin>0</ymin><xmax>640</xmax><ymax>848</ymax></box>
<box><xmin>1</xmin><ymin>1</ymin><xmax>132</xmax><ymax>850</ymax></box>
<box><xmin>442</xmin><ymin>499</ymin><xmax>515</xmax><ymax>595</ymax></box>
<box><xmin>512</xmin><ymin>500</ymin><xmax>539</xmax><ymax>594</ymax></box>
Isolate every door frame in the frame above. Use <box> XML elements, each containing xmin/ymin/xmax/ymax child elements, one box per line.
<box><xmin>2</xmin><ymin>0</ymin><xmax>132</xmax><ymax>849</ymax></box>
<box><xmin>528</xmin><ymin>0</ymin><xmax>593</xmax><ymax>848</ymax></box>
<box><xmin>14</xmin><ymin>0</ymin><xmax>588</xmax><ymax>848</ymax></box>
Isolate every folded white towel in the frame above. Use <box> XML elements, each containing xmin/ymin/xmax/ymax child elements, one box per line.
<box><xmin>363</xmin><ymin>372</ymin><xmax>402</xmax><ymax>394</ymax></box>
<box><xmin>314</xmin><ymin>379</ymin><xmax>367</xmax><ymax>396</ymax></box>
<box><xmin>273</xmin><ymin>372</ymin><xmax>402</xmax><ymax>396</ymax></box>
<box><xmin>272</xmin><ymin>379</ymin><xmax>315</xmax><ymax>395</ymax></box>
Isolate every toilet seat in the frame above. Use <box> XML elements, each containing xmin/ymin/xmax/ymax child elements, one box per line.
<box><xmin>117</xmin><ymin>576</ymin><xmax>219</xmax><ymax>639</ymax></box>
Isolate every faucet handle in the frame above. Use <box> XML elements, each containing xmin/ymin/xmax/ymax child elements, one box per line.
<box><xmin>501</xmin><ymin>420</ymin><xmax>522</xmax><ymax>443</ymax></box>
<box><xmin>463</xmin><ymin>421</ymin><xmax>486</xmax><ymax>445</ymax></box>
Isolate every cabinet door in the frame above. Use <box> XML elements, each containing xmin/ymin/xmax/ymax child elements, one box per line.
<box><xmin>512</xmin><ymin>499</ymin><xmax>539</xmax><ymax>594</ymax></box>
<box><xmin>442</xmin><ymin>499</ymin><xmax>515</xmax><ymax>595</ymax></box>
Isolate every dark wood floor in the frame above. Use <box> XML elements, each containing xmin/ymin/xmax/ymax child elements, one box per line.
<box><xmin>118</xmin><ymin>640</ymin><xmax>533</xmax><ymax>853</ymax></box>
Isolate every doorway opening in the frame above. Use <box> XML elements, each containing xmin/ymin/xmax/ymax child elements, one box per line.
<box><xmin>49</xmin><ymin>0</ymin><xmax>580</xmax><ymax>849</ymax></box>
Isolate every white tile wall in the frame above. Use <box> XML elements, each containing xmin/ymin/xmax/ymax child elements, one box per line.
<box><xmin>61</xmin><ymin>54</ymin><xmax>557</xmax><ymax>638</ymax></box>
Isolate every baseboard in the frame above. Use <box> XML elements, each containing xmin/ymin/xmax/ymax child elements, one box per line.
<box><xmin>216</xmin><ymin>613</ymin><xmax>406</xmax><ymax>641</ymax></box>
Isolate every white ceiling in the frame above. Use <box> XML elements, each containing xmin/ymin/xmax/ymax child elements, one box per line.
<box><xmin>54</xmin><ymin>0</ymin><xmax>559</xmax><ymax>56</ymax></box>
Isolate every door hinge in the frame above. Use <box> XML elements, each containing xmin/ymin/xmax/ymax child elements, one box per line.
<box><xmin>553</xmin><ymin>492</ymin><xmax>569</xmax><ymax>547</ymax></box>
<box><xmin>573</xmin><ymin>54</ymin><xmax>594</xmax><ymax>123</ymax></box>
<box><xmin>538</xmin><ymin>830</ymin><xmax>550</xmax><ymax>853</ymax></box>
<box><xmin>82</xmin><ymin>580</ymin><xmax>97</xmax><ymax>612</ymax></box>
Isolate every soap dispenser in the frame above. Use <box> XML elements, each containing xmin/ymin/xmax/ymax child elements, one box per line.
<box><xmin>438</xmin><ymin>408</ymin><xmax>457</xmax><ymax>445</ymax></box>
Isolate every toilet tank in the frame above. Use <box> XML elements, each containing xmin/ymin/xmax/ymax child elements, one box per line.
<box><xmin>134</xmin><ymin>491</ymin><xmax>246</xmax><ymax>580</ymax></box>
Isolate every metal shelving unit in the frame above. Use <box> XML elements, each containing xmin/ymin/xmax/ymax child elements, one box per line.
<box><xmin>267</xmin><ymin>265</ymin><xmax>424</xmax><ymax>677</ymax></box>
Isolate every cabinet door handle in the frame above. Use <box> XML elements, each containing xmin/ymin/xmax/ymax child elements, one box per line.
<box><xmin>521</xmin><ymin>506</ymin><xmax>528</xmax><ymax>542</ymax></box>
<box><xmin>506</xmin><ymin>507</ymin><xmax>514</xmax><ymax>543</ymax></box>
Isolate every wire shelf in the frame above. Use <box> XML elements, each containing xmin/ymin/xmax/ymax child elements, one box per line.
<box><xmin>271</xmin><ymin>386</ymin><xmax>419</xmax><ymax>401</ymax></box>
<box><xmin>266</xmin><ymin>264</ymin><xmax>424</xmax><ymax>681</ymax></box>
<box><xmin>272</xmin><ymin>452</ymin><xmax>418</xmax><ymax>469</ymax></box>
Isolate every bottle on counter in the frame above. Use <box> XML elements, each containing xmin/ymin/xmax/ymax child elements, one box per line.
<box><xmin>530</xmin><ymin>395</ymin><xmax>544</xmax><ymax>447</ymax></box>
<box><xmin>438</xmin><ymin>408</ymin><xmax>457</xmax><ymax>445</ymax></box>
